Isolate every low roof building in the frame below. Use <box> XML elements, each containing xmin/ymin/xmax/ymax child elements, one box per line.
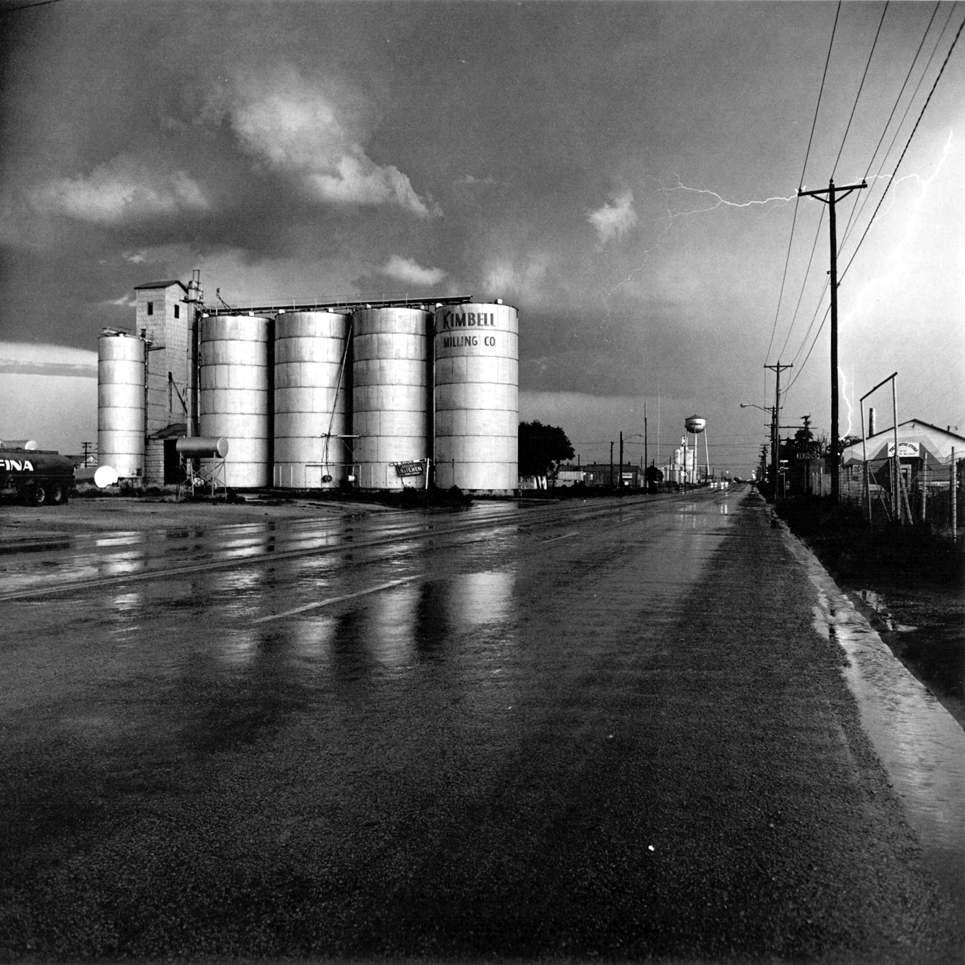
<box><xmin>841</xmin><ymin>419</ymin><xmax>965</xmax><ymax>471</ymax></box>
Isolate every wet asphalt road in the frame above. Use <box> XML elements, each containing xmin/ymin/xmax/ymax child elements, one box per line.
<box><xmin>0</xmin><ymin>487</ymin><xmax>961</xmax><ymax>963</ymax></box>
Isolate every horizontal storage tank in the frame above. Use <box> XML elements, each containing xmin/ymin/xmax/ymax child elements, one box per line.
<box><xmin>175</xmin><ymin>436</ymin><xmax>229</xmax><ymax>458</ymax></box>
<box><xmin>352</xmin><ymin>307</ymin><xmax>432</xmax><ymax>490</ymax></box>
<box><xmin>433</xmin><ymin>302</ymin><xmax>519</xmax><ymax>493</ymax></box>
<box><xmin>199</xmin><ymin>314</ymin><xmax>272</xmax><ymax>489</ymax></box>
<box><xmin>273</xmin><ymin>311</ymin><xmax>352</xmax><ymax>489</ymax></box>
<box><xmin>97</xmin><ymin>332</ymin><xmax>146</xmax><ymax>480</ymax></box>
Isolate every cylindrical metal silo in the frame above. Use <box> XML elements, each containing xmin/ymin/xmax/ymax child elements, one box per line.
<box><xmin>433</xmin><ymin>302</ymin><xmax>519</xmax><ymax>493</ymax></box>
<box><xmin>273</xmin><ymin>310</ymin><xmax>352</xmax><ymax>489</ymax></box>
<box><xmin>199</xmin><ymin>314</ymin><xmax>272</xmax><ymax>488</ymax></box>
<box><xmin>352</xmin><ymin>307</ymin><xmax>432</xmax><ymax>490</ymax></box>
<box><xmin>97</xmin><ymin>332</ymin><xmax>146</xmax><ymax>480</ymax></box>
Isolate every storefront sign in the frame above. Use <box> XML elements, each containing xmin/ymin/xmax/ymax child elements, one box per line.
<box><xmin>886</xmin><ymin>442</ymin><xmax>920</xmax><ymax>458</ymax></box>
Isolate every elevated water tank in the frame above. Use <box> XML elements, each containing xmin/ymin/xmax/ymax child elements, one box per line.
<box><xmin>352</xmin><ymin>307</ymin><xmax>432</xmax><ymax>490</ymax></box>
<box><xmin>274</xmin><ymin>311</ymin><xmax>352</xmax><ymax>489</ymax></box>
<box><xmin>685</xmin><ymin>415</ymin><xmax>707</xmax><ymax>434</ymax></box>
<box><xmin>199</xmin><ymin>314</ymin><xmax>272</xmax><ymax>488</ymax></box>
<box><xmin>97</xmin><ymin>332</ymin><xmax>146</xmax><ymax>479</ymax></box>
<box><xmin>433</xmin><ymin>302</ymin><xmax>519</xmax><ymax>493</ymax></box>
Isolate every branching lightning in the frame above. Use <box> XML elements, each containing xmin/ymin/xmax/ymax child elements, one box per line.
<box><xmin>662</xmin><ymin>177</ymin><xmax>797</xmax><ymax>217</ymax></box>
<box><xmin>600</xmin><ymin>176</ymin><xmax>797</xmax><ymax>301</ymax></box>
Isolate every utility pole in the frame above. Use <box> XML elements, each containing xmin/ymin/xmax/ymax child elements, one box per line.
<box><xmin>764</xmin><ymin>361</ymin><xmax>792</xmax><ymax>501</ymax></box>
<box><xmin>799</xmin><ymin>178</ymin><xmax>867</xmax><ymax>501</ymax></box>
<box><xmin>619</xmin><ymin>431</ymin><xmax>624</xmax><ymax>489</ymax></box>
<box><xmin>609</xmin><ymin>441</ymin><xmax>614</xmax><ymax>489</ymax></box>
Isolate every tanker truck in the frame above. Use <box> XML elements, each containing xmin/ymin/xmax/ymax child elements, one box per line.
<box><xmin>0</xmin><ymin>448</ymin><xmax>75</xmax><ymax>505</ymax></box>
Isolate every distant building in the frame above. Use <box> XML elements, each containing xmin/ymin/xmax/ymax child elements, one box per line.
<box><xmin>581</xmin><ymin>462</ymin><xmax>642</xmax><ymax>488</ymax></box>
<box><xmin>554</xmin><ymin>465</ymin><xmax>585</xmax><ymax>487</ymax></box>
<box><xmin>660</xmin><ymin>438</ymin><xmax>698</xmax><ymax>486</ymax></box>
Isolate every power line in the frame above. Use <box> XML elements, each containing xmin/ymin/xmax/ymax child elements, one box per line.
<box><xmin>0</xmin><ymin>0</ymin><xmax>68</xmax><ymax>14</ymax></box>
<box><xmin>838</xmin><ymin>1</ymin><xmax>952</xmax><ymax>253</ymax></box>
<box><xmin>832</xmin><ymin>1</ymin><xmax>890</xmax><ymax>179</ymax></box>
<box><xmin>766</xmin><ymin>1</ymin><xmax>842</xmax><ymax>366</ymax></box>
<box><xmin>783</xmin><ymin>4</ymin><xmax>959</xmax><ymax>395</ymax></box>
<box><xmin>840</xmin><ymin>7</ymin><xmax>965</xmax><ymax>284</ymax></box>
<box><xmin>776</xmin><ymin>208</ymin><xmax>827</xmax><ymax>363</ymax></box>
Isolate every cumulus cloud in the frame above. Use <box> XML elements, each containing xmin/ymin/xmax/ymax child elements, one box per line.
<box><xmin>382</xmin><ymin>255</ymin><xmax>446</xmax><ymax>286</ymax></box>
<box><xmin>481</xmin><ymin>251</ymin><xmax>551</xmax><ymax>301</ymax></box>
<box><xmin>220</xmin><ymin>67</ymin><xmax>440</xmax><ymax>217</ymax></box>
<box><xmin>29</xmin><ymin>156</ymin><xmax>209</xmax><ymax>225</ymax></box>
<box><xmin>588</xmin><ymin>190</ymin><xmax>637</xmax><ymax>246</ymax></box>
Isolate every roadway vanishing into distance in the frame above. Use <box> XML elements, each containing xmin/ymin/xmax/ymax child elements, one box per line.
<box><xmin>1</xmin><ymin>487</ymin><xmax>962</xmax><ymax>963</ymax></box>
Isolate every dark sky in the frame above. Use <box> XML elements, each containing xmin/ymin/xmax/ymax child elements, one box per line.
<box><xmin>2</xmin><ymin>0</ymin><xmax>963</xmax><ymax>469</ymax></box>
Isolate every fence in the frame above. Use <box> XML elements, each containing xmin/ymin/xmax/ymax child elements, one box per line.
<box><xmin>828</xmin><ymin>459</ymin><xmax>964</xmax><ymax>537</ymax></box>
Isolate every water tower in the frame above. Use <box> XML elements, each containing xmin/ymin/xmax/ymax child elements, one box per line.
<box><xmin>684</xmin><ymin>414</ymin><xmax>710</xmax><ymax>484</ymax></box>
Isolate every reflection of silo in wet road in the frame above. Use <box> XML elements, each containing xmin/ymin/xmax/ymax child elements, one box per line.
<box><xmin>273</xmin><ymin>311</ymin><xmax>352</xmax><ymax>489</ymax></box>
<box><xmin>440</xmin><ymin>571</ymin><xmax>516</xmax><ymax>628</ymax></box>
<box><xmin>352</xmin><ymin>307</ymin><xmax>432</xmax><ymax>490</ymax></box>
<box><xmin>97</xmin><ymin>332</ymin><xmax>146</xmax><ymax>481</ymax></box>
<box><xmin>199</xmin><ymin>314</ymin><xmax>272</xmax><ymax>488</ymax></box>
<box><xmin>434</xmin><ymin>302</ymin><xmax>518</xmax><ymax>493</ymax></box>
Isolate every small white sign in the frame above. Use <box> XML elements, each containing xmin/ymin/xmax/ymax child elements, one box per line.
<box><xmin>886</xmin><ymin>442</ymin><xmax>920</xmax><ymax>458</ymax></box>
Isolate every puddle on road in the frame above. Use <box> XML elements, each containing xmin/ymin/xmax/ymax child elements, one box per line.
<box><xmin>786</xmin><ymin>533</ymin><xmax>965</xmax><ymax>910</ymax></box>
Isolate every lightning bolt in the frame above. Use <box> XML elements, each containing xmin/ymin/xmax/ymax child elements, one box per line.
<box><xmin>600</xmin><ymin>176</ymin><xmax>796</xmax><ymax>300</ymax></box>
<box><xmin>662</xmin><ymin>177</ymin><xmax>797</xmax><ymax>217</ymax></box>
<box><xmin>839</xmin><ymin>365</ymin><xmax>854</xmax><ymax>438</ymax></box>
<box><xmin>840</xmin><ymin>129</ymin><xmax>955</xmax><ymax>313</ymax></box>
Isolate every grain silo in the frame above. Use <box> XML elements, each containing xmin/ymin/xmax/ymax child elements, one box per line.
<box><xmin>352</xmin><ymin>306</ymin><xmax>432</xmax><ymax>490</ymax></box>
<box><xmin>199</xmin><ymin>314</ymin><xmax>272</xmax><ymax>488</ymax></box>
<box><xmin>97</xmin><ymin>331</ymin><xmax>146</xmax><ymax>480</ymax></box>
<box><xmin>273</xmin><ymin>310</ymin><xmax>352</xmax><ymax>489</ymax></box>
<box><xmin>433</xmin><ymin>302</ymin><xmax>519</xmax><ymax>493</ymax></box>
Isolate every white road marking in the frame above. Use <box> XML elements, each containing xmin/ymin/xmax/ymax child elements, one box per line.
<box><xmin>252</xmin><ymin>578</ymin><xmax>415</xmax><ymax>624</ymax></box>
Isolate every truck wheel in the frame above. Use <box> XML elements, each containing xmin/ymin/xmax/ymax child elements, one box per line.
<box><xmin>29</xmin><ymin>485</ymin><xmax>47</xmax><ymax>506</ymax></box>
<box><xmin>50</xmin><ymin>483</ymin><xmax>65</xmax><ymax>505</ymax></box>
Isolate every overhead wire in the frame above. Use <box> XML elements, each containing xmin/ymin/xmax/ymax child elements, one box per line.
<box><xmin>765</xmin><ymin>1</ymin><xmax>842</xmax><ymax>368</ymax></box>
<box><xmin>838</xmin><ymin>1</ymin><xmax>951</xmax><ymax>254</ymax></box>
<box><xmin>0</xmin><ymin>0</ymin><xmax>68</xmax><ymax>13</ymax></box>
<box><xmin>784</xmin><ymin>2</ymin><xmax>962</xmax><ymax>395</ymax></box>
<box><xmin>776</xmin><ymin>208</ymin><xmax>827</xmax><ymax>363</ymax></box>
<box><xmin>831</xmin><ymin>1</ymin><xmax>891</xmax><ymax>179</ymax></box>
<box><xmin>784</xmin><ymin>3</ymin><xmax>934</xmax><ymax>394</ymax></box>
<box><xmin>782</xmin><ymin>0</ymin><xmax>889</xmax><ymax>387</ymax></box>
<box><xmin>839</xmin><ymin>6</ymin><xmax>965</xmax><ymax>284</ymax></box>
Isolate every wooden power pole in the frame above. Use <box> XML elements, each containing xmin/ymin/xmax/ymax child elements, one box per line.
<box><xmin>798</xmin><ymin>178</ymin><xmax>867</xmax><ymax>501</ymax></box>
<box><xmin>764</xmin><ymin>362</ymin><xmax>791</xmax><ymax>500</ymax></box>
